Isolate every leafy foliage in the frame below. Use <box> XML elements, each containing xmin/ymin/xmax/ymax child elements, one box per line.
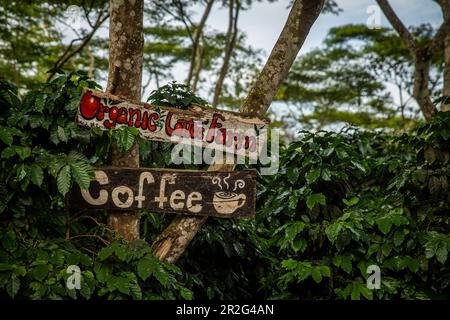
<box><xmin>147</xmin><ymin>81</ymin><xmax>209</xmax><ymax>109</ymax></box>
<box><xmin>256</xmin><ymin>112</ymin><xmax>450</xmax><ymax>299</ymax></box>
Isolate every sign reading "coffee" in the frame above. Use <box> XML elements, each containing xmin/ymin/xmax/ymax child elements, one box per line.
<box><xmin>68</xmin><ymin>167</ymin><xmax>256</xmax><ymax>218</ymax></box>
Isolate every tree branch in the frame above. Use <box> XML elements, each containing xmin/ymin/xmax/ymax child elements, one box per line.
<box><xmin>428</xmin><ymin>0</ymin><xmax>450</xmax><ymax>57</ymax></box>
<box><xmin>376</xmin><ymin>0</ymin><xmax>418</xmax><ymax>57</ymax></box>
<box><xmin>187</xmin><ymin>0</ymin><xmax>215</xmax><ymax>86</ymax></box>
<box><xmin>47</xmin><ymin>9</ymin><xmax>109</xmax><ymax>82</ymax></box>
<box><xmin>212</xmin><ymin>0</ymin><xmax>240</xmax><ymax>107</ymax></box>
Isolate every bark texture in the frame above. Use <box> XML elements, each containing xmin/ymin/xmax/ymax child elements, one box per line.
<box><xmin>152</xmin><ymin>0</ymin><xmax>325</xmax><ymax>263</ymax></box>
<box><xmin>442</xmin><ymin>0</ymin><xmax>450</xmax><ymax>112</ymax></box>
<box><xmin>444</xmin><ymin>34</ymin><xmax>450</xmax><ymax>112</ymax></box>
<box><xmin>106</xmin><ymin>0</ymin><xmax>144</xmax><ymax>242</ymax></box>
<box><xmin>242</xmin><ymin>0</ymin><xmax>325</xmax><ymax>117</ymax></box>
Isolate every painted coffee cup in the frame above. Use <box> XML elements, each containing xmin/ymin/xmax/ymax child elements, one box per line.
<box><xmin>213</xmin><ymin>191</ymin><xmax>246</xmax><ymax>215</ymax></box>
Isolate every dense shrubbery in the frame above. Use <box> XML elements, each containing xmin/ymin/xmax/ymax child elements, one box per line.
<box><xmin>0</xmin><ymin>73</ymin><xmax>449</xmax><ymax>299</ymax></box>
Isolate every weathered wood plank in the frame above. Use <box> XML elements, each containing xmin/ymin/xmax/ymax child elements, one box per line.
<box><xmin>68</xmin><ymin>167</ymin><xmax>256</xmax><ymax>218</ymax></box>
<box><xmin>76</xmin><ymin>88</ymin><xmax>268</xmax><ymax>155</ymax></box>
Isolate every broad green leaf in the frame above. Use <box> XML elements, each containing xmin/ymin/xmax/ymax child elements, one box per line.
<box><xmin>114</xmin><ymin>276</ymin><xmax>130</xmax><ymax>295</ymax></box>
<box><xmin>137</xmin><ymin>255</ymin><xmax>158</xmax><ymax>281</ymax></box>
<box><xmin>321</xmin><ymin>168</ymin><xmax>332</xmax><ymax>181</ymax></box>
<box><xmin>376</xmin><ymin>218</ymin><xmax>392</xmax><ymax>234</ymax></box>
<box><xmin>6</xmin><ymin>274</ymin><xmax>20</xmax><ymax>298</ymax></box>
<box><xmin>70</xmin><ymin>161</ymin><xmax>94</xmax><ymax>190</ymax></box>
<box><xmin>292</xmin><ymin>237</ymin><xmax>307</xmax><ymax>253</ymax></box>
<box><xmin>57</xmin><ymin>165</ymin><xmax>71</xmax><ymax>196</ymax></box>
<box><xmin>325</xmin><ymin>223</ymin><xmax>342</xmax><ymax>243</ymax></box>
<box><xmin>359</xmin><ymin>285</ymin><xmax>373</xmax><ymax>300</ymax></box>
<box><xmin>179</xmin><ymin>287</ymin><xmax>194</xmax><ymax>300</ymax></box>
<box><xmin>306</xmin><ymin>193</ymin><xmax>326</xmax><ymax>209</ymax></box>
<box><xmin>306</xmin><ymin>168</ymin><xmax>321</xmax><ymax>184</ymax></box>
<box><xmin>351</xmin><ymin>160</ymin><xmax>366</xmax><ymax>173</ymax></box>
<box><xmin>342</xmin><ymin>197</ymin><xmax>359</xmax><ymax>206</ymax></box>
<box><xmin>33</xmin><ymin>264</ymin><xmax>49</xmax><ymax>281</ymax></box>
<box><xmin>15</xmin><ymin>146</ymin><xmax>31</xmax><ymax>160</ymax></box>
<box><xmin>57</xmin><ymin>126</ymin><xmax>68</xmax><ymax>142</ymax></box>
<box><xmin>0</xmin><ymin>127</ymin><xmax>13</xmax><ymax>146</ymax></box>
<box><xmin>1</xmin><ymin>146</ymin><xmax>16</xmax><ymax>158</ymax></box>
<box><xmin>97</xmin><ymin>246</ymin><xmax>114</xmax><ymax>261</ymax></box>
<box><xmin>287</xmin><ymin>167</ymin><xmax>299</xmax><ymax>184</ymax></box>
<box><xmin>318</xmin><ymin>265</ymin><xmax>331</xmax><ymax>277</ymax></box>
<box><xmin>35</xmin><ymin>94</ymin><xmax>45</xmax><ymax>112</ymax></box>
<box><xmin>436</xmin><ymin>242</ymin><xmax>448</xmax><ymax>264</ymax></box>
<box><xmin>312</xmin><ymin>268</ymin><xmax>322</xmax><ymax>283</ymax></box>
<box><xmin>30</xmin><ymin>164</ymin><xmax>44</xmax><ymax>187</ymax></box>
<box><xmin>342</xmin><ymin>257</ymin><xmax>352</xmax><ymax>274</ymax></box>
<box><xmin>114</xmin><ymin>244</ymin><xmax>128</xmax><ymax>262</ymax></box>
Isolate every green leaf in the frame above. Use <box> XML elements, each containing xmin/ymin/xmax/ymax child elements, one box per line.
<box><xmin>359</xmin><ymin>285</ymin><xmax>373</xmax><ymax>300</ymax></box>
<box><xmin>0</xmin><ymin>127</ymin><xmax>13</xmax><ymax>145</ymax></box>
<box><xmin>179</xmin><ymin>287</ymin><xmax>194</xmax><ymax>300</ymax></box>
<box><xmin>393</xmin><ymin>231</ymin><xmax>405</xmax><ymax>247</ymax></box>
<box><xmin>325</xmin><ymin>223</ymin><xmax>342</xmax><ymax>243</ymax></box>
<box><xmin>377</xmin><ymin>218</ymin><xmax>392</xmax><ymax>234</ymax></box>
<box><xmin>15</xmin><ymin>146</ymin><xmax>31</xmax><ymax>160</ymax></box>
<box><xmin>70</xmin><ymin>161</ymin><xmax>94</xmax><ymax>190</ymax></box>
<box><xmin>342</xmin><ymin>257</ymin><xmax>352</xmax><ymax>274</ymax></box>
<box><xmin>306</xmin><ymin>168</ymin><xmax>321</xmax><ymax>184</ymax></box>
<box><xmin>312</xmin><ymin>268</ymin><xmax>322</xmax><ymax>283</ymax></box>
<box><xmin>57</xmin><ymin>165</ymin><xmax>71</xmax><ymax>196</ymax></box>
<box><xmin>98</xmin><ymin>246</ymin><xmax>114</xmax><ymax>261</ymax></box>
<box><xmin>350</xmin><ymin>284</ymin><xmax>361</xmax><ymax>300</ymax></box>
<box><xmin>1</xmin><ymin>146</ymin><xmax>16</xmax><ymax>158</ymax></box>
<box><xmin>33</xmin><ymin>264</ymin><xmax>49</xmax><ymax>281</ymax></box>
<box><xmin>30</xmin><ymin>164</ymin><xmax>44</xmax><ymax>187</ymax></box>
<box><xmin>342</xmin><ymin>197</ymin><xmax>359</xmax><ymax>206</ymax></box>
<box><xmin>351</xmin><ymin>160</ymin><xmax>366</xmax><ymax>173</ymax></box>
<box><xmin>436</xmin><ymin>242</ymin><xmax>448</xmax><ymax>264</ymax></box>
<box><xmin>114</xmin><ymin>127</ymin><xmax>137</xmax><ymax>152</ymax></box>
<box><xmin>321</xmin><ymin>168</ymin><xmax>332</xmax><ymax>181</ymax></box>
<box><xmin>285</xmin><ymin>222</ymin><xmax>305</xmax><ymax>241</ymax></box>
<box><xmin>137</xmin><ymin>255</ymin><xmax>158</xmax><ymax>281</ymax></box>
<box><xmin>292</xmin><ymin>237</ymin><xmax>307</xmax><ymax>253</ymax></box>
<box><xmin>6</xmin><ymin>274</ymin><xmax>20</xmax><ymax>298</ymax></box>
<box><xmin>306</xmin><ymin>193</ymin><xmax>326</xmax><ymax>209</ymax></box>
<box><xmin>318</xmin><ymin>265</ymin><xmax>331</xmax><ymax>277</ymax></box>
<box><xmin>35</xmin><ymin>94</ymin><xmax>45</xmax><ymax>112</ymax></box>
<box><xmin>114</xmin><ymin>276</ymin><xmax>130</xmax><ymax>295</ymax></box>
<box><xmin>114</xmin><ymin>244</ymin><xmax>128</xmax><ymax>262</ymax></box>
<box><xmin>287</xmin><ymin>167</ymin><xmax>299</xmax><ymax>184</ymax></box>
<box><xmin>57</xmin><ymin>126</ymin><xmax>68</xmax><ymax>143</ymax></box>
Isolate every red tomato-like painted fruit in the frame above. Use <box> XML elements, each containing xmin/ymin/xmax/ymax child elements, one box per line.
<box><xmin>80</xmin><ymin>92</ymin><xmax>100</xmax><ymax>119</ymax></box>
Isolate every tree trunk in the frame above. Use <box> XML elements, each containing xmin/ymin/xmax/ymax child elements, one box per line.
<box><xmin>106</xmin><ymin>0</ymin><xmax>144</xmax><ymax>242</ymax></box>
<box><xmin>187</xmin><ymin>0</ymin><xmax>215</xmax><ymax>87</ymax></box>
<box><xmin>412</xmin><ymin>55</ymin><xmax>437</xmax><ymax>120</ymax></box>
<box><xmin>242</xmin><ymin>0</ymin><xmax>325</xmax><ymax>117</ymax></box>
<box><xmin>443</xmin><ymin>34</ymin><xmax>450</xmax><ymax>112</ymax></box>
<box><xmin>191</xmin><ymin>39</ymin><xmax>204</xmax><ymax>94</ymax></box>
<box><xmin>152</xmin><ymin>0</ymin><xmax>325</xmax><ymax>263</ymax></box>
<box><xmin>212</xmin><ymin>0</ymin><xmax>240</xmax><ymax>108</ymax></box>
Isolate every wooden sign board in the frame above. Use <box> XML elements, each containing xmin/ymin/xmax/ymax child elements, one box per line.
<box><xmin>76</xmin><ymin>88</ymin><xmax>268</xmax><ymax>155</ymax></box>
<box><xmin>68</xmin><ymin>167</ymin><xmax>256</xmax><ymax>218</ymax></box>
